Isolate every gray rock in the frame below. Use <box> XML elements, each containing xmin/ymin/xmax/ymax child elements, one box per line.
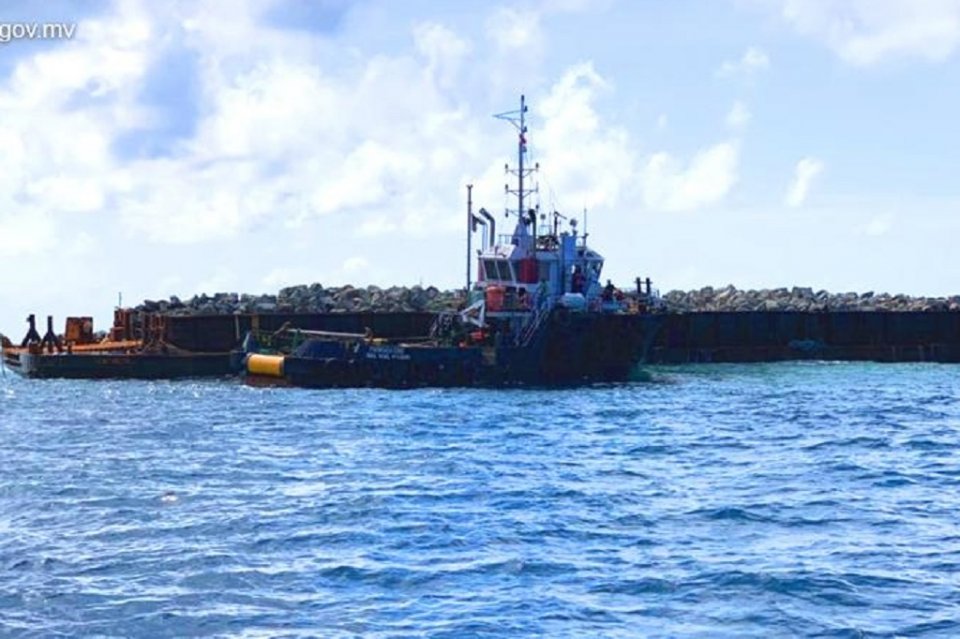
<box><xmin>134</xmin><ymin>281</ymin><xmax>960</xmax><ymax>316</ymax></box>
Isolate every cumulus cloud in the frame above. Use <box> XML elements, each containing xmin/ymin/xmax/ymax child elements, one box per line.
<box><xmin>485</xmin><ymin>7</ymin><xmax>543</xmax><ymax>52</ymax></box>
<box><xmin>785</xmin><ymin>157</ymin><xmax>824</xmax><ymax>207</ymax></box>
<box><xmin>0</xmin><ymin>1</ymin><xmax>504</xmax><ymax>251</ymax></box>
<box><xmin>0</xmin><ymin>1</ymin><xmax>152</xmax><ymax>234</ymax></box>
<box><xmin>716</xmin><ymin>46</ymin><xmax>770</xmax><ymax>77</ymax></box>
<box><xmin>0</xmin><ymin>0</ymin><xmax>627</xmax><ymax>260</ymax></box>
<box><xmin>776</xmin><ymin>0</ymin><xmax>960</xmax><ymax>65</ymax></box>
<box><xmin>641</xmin><ymin>142</ymin><xmax>740</xmax><ymax>212</ymax></box>
<box><xmin>413</xmin><ymin>22</ymin><xmax>472</xmax><ymax>88</ymax></box>
<box><xmin>535</xmin><ymin>63</ymin><xmax>637</xmax><ymax>211</ymax></box>
<box><xmin>0</xmin><ymin>1</ymin><xmax>158</xmax><ymax>268</ymax></box>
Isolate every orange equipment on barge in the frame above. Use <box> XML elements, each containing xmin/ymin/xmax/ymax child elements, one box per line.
<box><xmin>1</xmin><ymin>311</ymin><xmax>231</xmax><ymax>379</ymax></box>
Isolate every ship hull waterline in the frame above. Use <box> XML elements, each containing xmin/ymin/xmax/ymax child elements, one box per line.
<box><xmin>2</xmin><ymin>350</ymin><xmax>233</xmax><ymax>380</ymax></box>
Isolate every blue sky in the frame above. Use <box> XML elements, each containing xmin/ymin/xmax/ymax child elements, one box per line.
<box><xmin>1</xmin><ymin>0</ymin><xmax>959</xmax><ymax>335</ymax></box>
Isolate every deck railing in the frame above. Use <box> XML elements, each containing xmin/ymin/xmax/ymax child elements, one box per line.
<box><xmin>517</xmin><ymin>296</ymin><xmax>554</xmax><ymax>346</ymax></box>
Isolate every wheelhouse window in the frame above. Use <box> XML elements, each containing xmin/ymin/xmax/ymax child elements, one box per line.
<box><xmin>482</xmin><ymin>259</ymin><xmax>514</xmax><ymax>282</ymax></box>
<box><xmin>483</xmin><ymin>260</ymin><xmax>496</xmax><ymax>280</ymax></box>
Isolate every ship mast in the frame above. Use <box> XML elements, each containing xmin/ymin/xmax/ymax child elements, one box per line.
<box><xmin>517</xmin><ymin>95</ymin><xmax>526</xmax><ymax>220</ymax></box>
<box><xmin>466</xmin><ymin>184</ymin><xmax>473</xmax><ymax>291</ymax></box>
<box><xmin>495</xmin><ymin>95</ymin><xmax>538</xmax><ymax>231</ymax></box>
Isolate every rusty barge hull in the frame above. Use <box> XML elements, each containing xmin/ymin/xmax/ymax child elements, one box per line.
<box><xmin>2</xmin><ymin>350</ymin><xmax>233</xmax><ymax>379</ymax></box>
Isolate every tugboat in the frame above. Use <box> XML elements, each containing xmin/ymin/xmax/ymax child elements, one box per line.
<box><xmin>239</xmin><ymin>96</ymin><xmax>661</xmax><ymax>388</ymax></box>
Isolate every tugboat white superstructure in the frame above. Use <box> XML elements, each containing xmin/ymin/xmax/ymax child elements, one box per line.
<box><xmin>462</xmin><ymin>94</ymin><xmax>617</xmax><ymax>349</ymax></box>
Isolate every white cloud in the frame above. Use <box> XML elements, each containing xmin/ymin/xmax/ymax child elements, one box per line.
<box><xmin>3</xmin><ymin>6</ymin><xmax>152</xmax><ymax>108</ymax></box>
<box><xmin>716</xmin><ymin>46</ymin><xmax>770</xmax><ymax>77</ymax></box>
<box><xmin>725</xmin><ymin>101</ymin><xmax>751</xmax><ymax>129</ymax></box>
<box><xmin>482</xmin><ymin>6</ymin><xmax>546</xmax><ymax>93</ymax></box>
<box><xmin>117</xmin><ymin>158</ymin><xmax>282</xmax><ymax>242</ymax></box>
<box><xmin>414</xmin><ymin>22</ymin><xmax>471</xmax><ymax>88</ymax></box>
<box><xmin>535</xmin><ymin>63</ymin><xmax>636</xmax><ymax>211</ymax></box>
<box><xmin>785</xmin><ymin>157</ymin><xmax>824</xmax><ymax>207</ymax></box>
<box><xmin>195</xmin><ymin>61</ymin><xmax>340</xmax><ymax>160</ymax></box>
<box><xmin>776</xmin><ymin>0</ymin><xmax>960</xmax><ymax>66</ymax></box>
<box><xmin>310</xmin><ymin>141</ymin><xmax>424</xmax><ymax>216</ymax></box>
<box><xmin>641</xmin><ymin>142</ymin><xmax>740</xmax><ymax>211</ymax></box>
<box><xmin>0</xmin><ymin>1</ymin><xmax>501</xmax><ymax>251</ymax></box>
<box><xmin>485</xmin><ymin>7</ymin><xmax>543</xmax><ymax>52</ymax></box>
<box><xmin>0</xmin><ymin>1</ymin><xmax>153</xmax><ymax>252</ymax></box>
<box><xmin>0</xmin><ymin>3</ymin><xmax>157</xmax><ymax>261</ymax></box>
<box><xmin>25</xmin><ymin>176</ymin><xmax>106</xmax><ymax>213</ymax></box>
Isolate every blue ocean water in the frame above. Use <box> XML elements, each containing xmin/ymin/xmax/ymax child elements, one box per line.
<box><xmin>1</xmin><ymin>363</ymin><xmax>959</xmax><ymax>638</ymax></box>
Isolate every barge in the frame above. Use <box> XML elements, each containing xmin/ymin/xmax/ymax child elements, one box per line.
<box><xmin>0</xmin><ymin>310</ymin><xmax>439</xmax><ymax>380</ymax></box>
<box><xmin>1</xmin><ymin>313</ymin><xmax>233</xmax><ymax>379</ymax></box>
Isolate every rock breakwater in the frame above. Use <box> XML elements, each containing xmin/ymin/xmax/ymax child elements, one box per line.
<box><xmin>136</xmin><ymin>284</ymin><xmax>465</xmax><ymax>315</ymax></box>
<box><xmin>134</xmin><ymin>283</ymin><xmax>960</xmax><ymax>315</ymax></box>
<box><xmin>661</xmin><ymin>285</ymin><xmax>960</xmax><ymax>313</ymax></box>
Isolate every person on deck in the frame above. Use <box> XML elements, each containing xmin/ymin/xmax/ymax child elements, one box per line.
<box><xmin>517</xmin><ymin>287</ymin><xmax>531</xmax><ymax>309</ymax></box>
<box><xmin>536</xmin><ymin>279</ymin><xmax>549</xmax><ymax>309</ymax></box>
<box><xmin>602</xmin><ymin>279</ymin><xmax>615</xmax><ymax>302</ymax></box>
<box><xmin>571</xmin><ymin>266</ymin><xmax>585</xmax><ymax>294</ymax></box>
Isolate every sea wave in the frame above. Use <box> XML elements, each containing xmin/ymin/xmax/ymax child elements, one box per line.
<box><xmin>1</xmin><ymin>363</ymin><xmax>959</xmax><ymax>636</ymax></box>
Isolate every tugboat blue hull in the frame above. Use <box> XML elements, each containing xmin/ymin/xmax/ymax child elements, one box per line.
<box><xmin>242</xmin><ymin>311</ymin><xmax>658</xmax><ymax>389</ymax></box>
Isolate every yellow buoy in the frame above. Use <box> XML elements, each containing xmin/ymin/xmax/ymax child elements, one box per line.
<box><xmin>246</xmin><ymin>353</ymin><xmax>285</xmax><ymax>378</ymax></box>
